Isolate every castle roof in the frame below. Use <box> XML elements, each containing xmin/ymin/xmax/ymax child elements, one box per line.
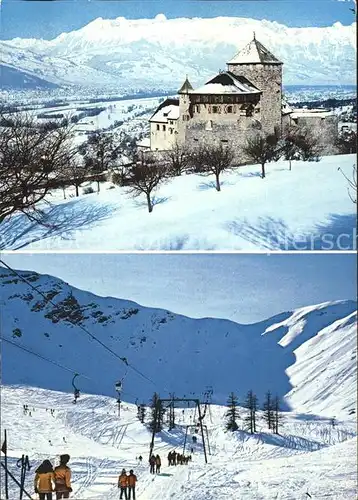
<box><xmin>178</xmin><ymin>77</ymin><xmax>194</xmax><ymax>94</ymax></box>
<box><xmin>190</xmin><ymin>71</ymin><xmax>261</xmax><ymax>96</ymax></box>
<box><xmin>227</xmin><ymin>37</ymin><xmax>282</xmax><ymax>65</ymax></box>
<box><xmin>149</xmin><ymin>98</ymin><xmax>179</xmax><ymax>123</ymax></box>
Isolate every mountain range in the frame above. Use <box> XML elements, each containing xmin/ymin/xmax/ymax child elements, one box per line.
<box><xmin>1</xmin><ymin>266</ymin><xmax>356</xmax><ymax>417</ymax></box>
<box><xmin>1</xmin><ymin>15</ymin><xmax>356</xmax><ymax>90</ymax></box>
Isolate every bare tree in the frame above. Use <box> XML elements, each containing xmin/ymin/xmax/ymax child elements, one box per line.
<box><xmin>60</xmin><ymin>157</ymin><xmax>88</xmax><ymax>198</ymax></box>
<box><xmin>123</xmin><ymin>154</ymin><xmax>168</xmax><ymax>213</ymax></box>
<box><xmin>79</xmin><ymin>131</ymin><xmax>120</xmax><ymax>193</ymax></box>
<box><xmin>243</xmin><ymin>133</ymin><xmax>279</xmax><ymax>178</ymax></box>
<box><xmin>244</xmin><ymin>390</ymin><xmax>258</xmax><ymax>434</ymax></box>
<box><xmin>263</xmin><ymin>390</ymin><xmax>274</xmax><ymax>430</ymax></box>
<box><xmin>0</xmin><ymin>113</ymin><xmax>75</xmax><ymax>223</ymax></box>
<box><xmin>163</xmin><ymin>141</ymin><xmax>190</xmax><ymax>177</ymax></box>
<box><xmin>338</xmin><ymin>164</ymin><xmax>357</xmax><ymax>204</ymax></box>
<box><xmin>189</xmin><ymin>141</ymin><xmax>235</xmax><ymax>191</ymax></box>
<box><xmin>280</xmin><ymin>127</ymin><xmax>301</xmax><ymax>170</ymax></box>
<box><xmin>293</xmin><ymin>128</ymin><xmax>321</xmax><ymax>162</ymax></box>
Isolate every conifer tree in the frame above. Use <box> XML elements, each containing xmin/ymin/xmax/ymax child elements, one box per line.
<box><xmin>272</xmin><ymin>395</ymin><xmax>283</xmax><ymax>434</ymax></box>
<box><xmin>225</xmin><ymin>392</ymin><xmax>240</xmax><ymax>432</ymax></box>
<box><xmin>138</xmin><ymin>404</ymin><xmax>146</xmax><ymax>424</ymax></box>
<box><xmin>263</xmin><ymin>391</ymin><xmax>274</xmax><ymax>430</ymax></box>
<box><xmin>149</xmin><ymin>393</ymin><xmax>165</xmax><ymax>433</ymax></box>
<box><xmin>244</xmin><ymin>390</ymin><xmax>258</xmax><ymax>434</ymax></box>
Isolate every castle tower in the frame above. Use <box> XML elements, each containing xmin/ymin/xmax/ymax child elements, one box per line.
<box><xmin>178</xmin><ymin>76</ymin><xmax>193</xmax><ymax>143</ymax></box>
<box><xmin>227</xmin><ymin>34</ymin><xmax>283</xmax><ymax>135</ymax></box>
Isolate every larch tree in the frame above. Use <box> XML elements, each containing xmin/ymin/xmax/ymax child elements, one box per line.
<box><xmin>244</xmin><ymin>390</ymin><xmax>258</xmax><ymax>434</ymax></box>
<box><xmin>263</xmin><ymin>390</ymin><xmax>274</xmax><ymax>430</ymax></box>
<box><xmin>225</xmin><ymin>392</ymin><xmax>240</xmax><ymax>432</ymax></box>
<box><xmin>272</xmin><ymin>395</ymin><xmax>283</xmax><ymax>434</ymax></box>
<box><xmin>148</xmin><ymin>393</ymin><xmax>165</xmax><ymax>434</ymax></box>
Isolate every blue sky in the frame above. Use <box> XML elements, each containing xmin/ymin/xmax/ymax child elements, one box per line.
<box><xmin>1</xmin><ymin>0</ymin><xmax>356</xmax><ymax>39</ymax></box>
<box><xmin>1</xmin><ymin>253</ymin><xmax>356</xmax><ymax>323</ymax></box>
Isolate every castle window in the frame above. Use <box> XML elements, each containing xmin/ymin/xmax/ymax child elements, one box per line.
<box><xmin>227</xmin><ymin>106</ymin><xmax>233</xmax><ymax>113</ymax></box>
<box><xmin>156</xmin><ymin>124</ymin><xmax>160</xmax><ymax>131</ymax></box>
<box><xmin>196</xmin><ymin>105</ymin><xmax>200</xmax><ymax>113</ymax></box>
<box><xmin>163</xmin><ymin>125</ymin><xmax>166</xmax><ymax>131</ymax></box>
<box><xmin>194</xmin><ymin>138</ymin><xmax>199</xmax><ymax>142</ymax></box>
<box><xmin>212</xmin><ymin>106</ymin><xmax>218</xmax><ymax>114</ymax></box>
<box><xmin>170</xmin><ymin>128</ymin><xmax>173</xmax><ymax>134</ymax></box>
<box><xmin>221</xmin><ymin>139</ymin><xmax>228</xmax><ymax>143</ymax></box>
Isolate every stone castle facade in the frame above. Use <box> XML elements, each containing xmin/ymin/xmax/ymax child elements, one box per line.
<box><xmin>139</xmin><ymin>36</ymin><xmax>337</xmax><ymax>155</ymax></box>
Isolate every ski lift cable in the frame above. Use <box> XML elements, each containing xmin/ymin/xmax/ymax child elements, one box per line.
<box><xmin>2</xmin><ymin>337</ymin><xmax>92</xmax><ymax>381</ymax></box>
<box><xmin>0</xmin><ymin>260</ymin><xmax>158</xmax><ymax>389</ymax></box>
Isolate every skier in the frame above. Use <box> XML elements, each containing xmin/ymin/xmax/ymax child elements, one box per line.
<box><xmin>149</xmin><ymin>455</ymin><xmax>156</xmax><ymax>474</ymax></box>
<box><xmin>138</xmin><ymin>455</ymin><xmax>142</xmax><ymax>464</ymax></box>
<box><xmin>155</xmin><ymin>455</ymin><xmax>161</xmax><ymax>474</ymax></box>
<box><xmin>54</xmin><ymin>454</ymin><xmax>72</xmax><ymax>499</ymax></box>
<box><xmin>127</xmin><ymin>470</ymin><xmax>137</xmax><ymax>500</ymax></box>
<box><xmin>172</xmin><ymin>451</ymin><xmax>177</xmax><ymax>466</ymax></box>
<box><xmin>167</xmin><ymin>451</ymin><xmax>172</xmax><ymax>466</ymax></box>
<box><xmin>118</xmin><ymin>469</ymin><xmax>128</xmax><ymax>500</ymax></box>
<box><xmin>34</xmin><ymin>460</ymin><xmax>55</xmax><ymax>500</ymax></box>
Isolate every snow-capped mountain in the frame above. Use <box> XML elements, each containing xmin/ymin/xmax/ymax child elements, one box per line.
<box><xmin>1</xmin><ymin>267</ymin><xmax>356</xmax><ymax>417</ymax></box>
<box><xmin>1</xmin><ymin>15</ymin><xmax>356</xmax><ymax>90</ymax></box>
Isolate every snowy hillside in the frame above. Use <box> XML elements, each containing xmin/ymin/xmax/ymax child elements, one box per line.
<box><xmin>1</xmin><ymin>154</ymin><xmax>356</xmax><ymax>251</ymax></box>
<box><xmin>1</xmin><ymin>385</ymin><xmax>357</xmax><ymax>499</ymax></box>
<box><xmin>2</xmin><ymin>16</ymin><xmax>356</xmax><ymax>89</ymax></box>
<box><xmin>1</xmin><ymin>266</ymin><xmax>357</xmax><ymax>417</ymax></box>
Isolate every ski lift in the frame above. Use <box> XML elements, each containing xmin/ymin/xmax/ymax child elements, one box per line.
<box><xmin>115</xmin><ymin>381</ymin><xmax>123</xmax><ymax>394</ymax></box>
<box><xmin>72</xmin><ymin>373</ymin><xmax>80</xmax><ymax>404</ymax></box>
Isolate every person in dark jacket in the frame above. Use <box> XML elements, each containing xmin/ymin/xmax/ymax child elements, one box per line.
<box><xmin>155</xmin><ymin>455</ymin><xmax>161</xmax><ymax>474</ymax></box>
<box><xmin>149</xmin><ymin>455</ymin><xmax>156</xmax><ymax>474</ymax></box>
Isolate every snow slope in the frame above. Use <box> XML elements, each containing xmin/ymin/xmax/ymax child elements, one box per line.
<box><xmin>1</xmin><ymin>385</ymin><xmax>357</xmax><ymax>499</ymax></box>
<box><xmin>2</xmin><ymin>16</ymin><xmax>356</xmax><ymax>88</ymax></box>
<box><xmin>1</xmin><ymin>154</ymin><xmax>356</xmax><ymax>251</ymax></box>
<box><xmin>1</xmin><ymin>267</ymin><xmax>356</xmax><ymax>417</ymax></box>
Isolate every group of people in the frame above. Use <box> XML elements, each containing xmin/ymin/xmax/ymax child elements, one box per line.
<box><xmin>118</xmin><ymin>469</ymin><xmax>137</xmax><ymax>500</ymax></box>
<box><xmin>167</xmin><ymin>451</ymin><xmax>192</xmax><ymax>466</ymax></box>
<box><xmin>149</xmin><ymin>454</ymin><xmax>161</xmax><ymax>474</ymax></box>
<box><xmin>34</xmin><ymin>454</ymin><xmax>72</xmax><ymax>500</ymax></box>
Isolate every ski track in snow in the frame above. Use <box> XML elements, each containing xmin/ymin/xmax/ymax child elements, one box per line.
<box><xmin>1</xmin><ymin>386</ymin><xmax>357</xmax><ymax>500</ymax></box>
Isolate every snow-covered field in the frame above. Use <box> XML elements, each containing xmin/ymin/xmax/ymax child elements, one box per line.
<box><xmin>1</xmin><ymin>154</ymin><xmax>356</xmax><ymax>251</ymax></box>
<box><xmin>1</xmin><ymin>386</ymin><xmax>357</xmax><ymax>500</ymax></box>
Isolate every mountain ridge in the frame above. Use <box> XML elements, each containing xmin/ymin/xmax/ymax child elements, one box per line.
<box><xmin>1</xmin><ymin>266</ymin><xmax>356</xmax><ymax>417</ymax></box>
<box><xmin>1</xmin><ymin>16</ymin><xmax>356</xmax><ymax>89</ymax></box>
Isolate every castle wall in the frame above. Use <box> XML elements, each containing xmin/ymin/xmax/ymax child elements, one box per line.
<box><xmin>185</xmin><ymin>117</ymin><xmax>261</xmax><ymax>162</ymax></box>
<box><xmin>288</xmin><ymin>114</ymin><xmax>339</xmax><ymax>155</ymax></box>
<box><xmin>227</xmin><ymin>63</ymin><xmax>282</xmax><ymax>136</ymax></box>
<box><xmin>150</xmin><ymin>120</ymin><xmax>179</xmax><ymax>151</ymax></box>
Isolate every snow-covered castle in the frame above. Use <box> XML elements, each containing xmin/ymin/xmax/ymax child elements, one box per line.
<box><xmin>139</xmin><ymin>36</ymin><xmax>337</xmax><ymax>154</ymax></box>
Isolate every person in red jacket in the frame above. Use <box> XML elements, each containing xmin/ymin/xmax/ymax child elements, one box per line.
<box><xmin>127</xmin><ymin>470</ymin><xmax>137</xmax><ymax>500</ymax></box>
